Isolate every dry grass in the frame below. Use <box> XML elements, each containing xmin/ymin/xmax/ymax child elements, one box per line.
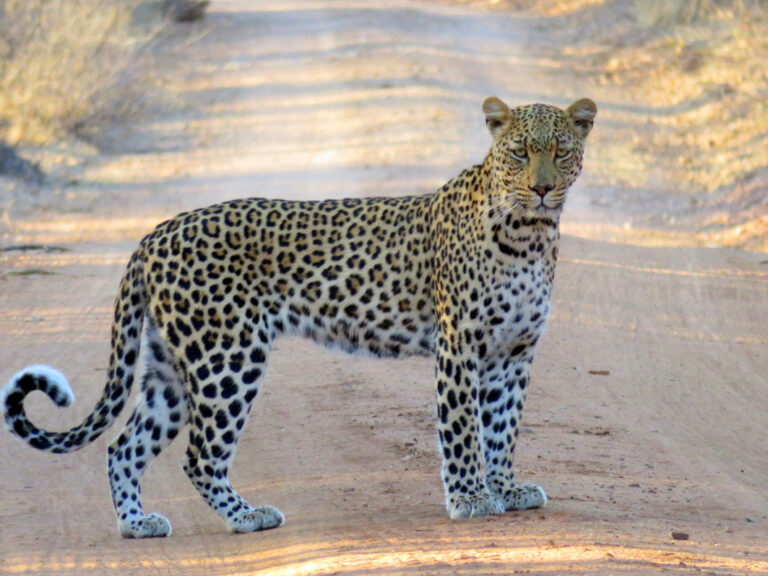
<box><xmin>595</xmin><ymin>1</ymin><xmax>768</xmax><ymax>192</ymax></box>
<box><xmin>0</xmin><ymin>0</ymin><xmax>169</xmax><ymax>146</ymax></box>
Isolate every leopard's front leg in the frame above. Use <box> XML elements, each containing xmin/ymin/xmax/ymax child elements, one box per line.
<box><xmin>435</xmin><ymin>342</ymin><xmax>505</xmax><ymax>519</ymax></box>
<box><xmin>480</xmin><ymin>351</ymin><xmax>547</xmax><ymax>511</ymax></box>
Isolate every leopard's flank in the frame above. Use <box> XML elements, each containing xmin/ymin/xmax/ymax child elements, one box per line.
<box><xmin>2</xmin><ymin>97</ymin><xmax>596</xmax><ymax>538</ymax></box>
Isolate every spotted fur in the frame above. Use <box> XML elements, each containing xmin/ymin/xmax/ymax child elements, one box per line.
<box><xmin>2</xmin><ymin>97</ymin><xmax>596</xmax><ymax>537</ymax></box>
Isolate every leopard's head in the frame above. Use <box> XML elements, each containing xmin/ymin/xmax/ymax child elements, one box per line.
<box><xmin>483</xmin><ymin>97</ymin><xmax>596</xmax><ymax>220</ymax></box>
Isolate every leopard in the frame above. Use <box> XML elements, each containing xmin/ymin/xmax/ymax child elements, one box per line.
<box><xmin>1</xmin><ymin>96</ymin><xmax>596</xmax><ymax>538</ymax></box>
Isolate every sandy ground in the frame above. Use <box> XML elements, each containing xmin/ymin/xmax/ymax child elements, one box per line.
<box><xmin>1</xmin><ymin>1</ymin><xmax>767</xmax><ymax>574</ymax></box>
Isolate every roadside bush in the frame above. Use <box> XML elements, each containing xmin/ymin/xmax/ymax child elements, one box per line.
<box><xmin>0</xmin><ymin>0</ymin><xmax>166</xmax><ymax>146</ymax></box>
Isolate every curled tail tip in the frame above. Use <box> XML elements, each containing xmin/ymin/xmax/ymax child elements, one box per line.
<box><xmin>4</xmin><ymin>365</ymin><xmax>74</xmax><ymax>409</ymax></box>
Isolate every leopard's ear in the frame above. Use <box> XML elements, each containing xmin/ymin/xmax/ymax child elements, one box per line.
<box><xmin>567</xmin><ymin>98</ymin><xmax>597</xmax><ymax>139</ymax></box>
<box><xmin>483</xmin><ymin>97</ymin><xmax>510</xmax><ymax>139</ymax></box>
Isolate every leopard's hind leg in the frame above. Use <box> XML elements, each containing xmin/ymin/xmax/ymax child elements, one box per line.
<box><xmin>108</xmin><ymin>319</ymin><xmax>189</xmax><ymax>538</ymax></box>
<box><xmin>182</xmin><ymin>329</ymin><xmax>284</xmax><ymax>534</ymax></box>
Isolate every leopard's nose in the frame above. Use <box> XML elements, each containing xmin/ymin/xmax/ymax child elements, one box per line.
<box><xmin>529</xmin><ymin>184</ymin><xmax>554</xmax><ymax>198</ymax></box>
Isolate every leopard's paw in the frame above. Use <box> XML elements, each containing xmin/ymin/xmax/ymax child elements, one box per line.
<box><xmin>118</xmin><ymin>513</ymin><xmax>172</xmax><ymax>538</ymax></box>
<box><xmin>448</xmin><ymin>489</ymin><xmax>505</xmax><ymax>519</ymax></box>
<box><xmin>228</xmin><ymin>505</ymin><xmax>285</xmax><ymax>534</ymax></box>
<box><xmin>499</xmin><ymin>483</ymin><xmax>548</xmax><ymax>510</ymax></box>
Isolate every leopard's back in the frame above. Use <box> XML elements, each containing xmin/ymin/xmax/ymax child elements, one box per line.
<box><xmin>141</xmin><ymin>195</ymin><xmax>437</xmax><ymax>359</ymax></box>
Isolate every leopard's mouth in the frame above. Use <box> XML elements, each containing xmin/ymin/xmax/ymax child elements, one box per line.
<box><xmin>533</xmin><ymin>197</ymin><xmax>564</xmax><ymax>216</ymax></box>
<box><xmin>499</xmin><ymin>189</ymin><xmax>565</xmax><ymax>217</ymax></box>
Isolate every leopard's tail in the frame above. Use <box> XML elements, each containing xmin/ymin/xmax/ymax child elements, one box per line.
<box><xmin>1</xmin><ymin>251</ymin><xmax>146</xmax><ymax>454</ymax></box>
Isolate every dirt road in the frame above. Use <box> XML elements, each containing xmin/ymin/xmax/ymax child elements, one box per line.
<box><xmin>1</xmin><ymin>1</ymin><xmax>767</xmax><ymax>574</ymax></box>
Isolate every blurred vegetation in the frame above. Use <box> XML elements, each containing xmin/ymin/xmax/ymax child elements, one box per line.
<box><xmin>0</xmin><ymin>0</ymin><xmax>204</xmax><ymax>147</ymax></box>
<box><xmin>588</xmin><ymin>0</ymin><xmax>768</xmax><ymax>248</ymax></box>
<box><xmin>596</xmin><ymin>0</ymin><xmax>768</xmax><ymax>193</ymax></box>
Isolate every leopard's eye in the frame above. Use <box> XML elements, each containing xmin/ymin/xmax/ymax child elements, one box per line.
<box><xmin>555</xmin><ymin>148</ymin><xmax>571</xmax><ymax>159</ymax></box>
<box><xmin>511</xmin><ymin>147</ymin><xmax>528</xmax><ymax>161</ymax></box>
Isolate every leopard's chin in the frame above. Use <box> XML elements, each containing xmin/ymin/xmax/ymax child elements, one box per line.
<box><xmin>522</xmin><ymin>203</ymin><xmax>563</xmax><ymax>221</ymax></box>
